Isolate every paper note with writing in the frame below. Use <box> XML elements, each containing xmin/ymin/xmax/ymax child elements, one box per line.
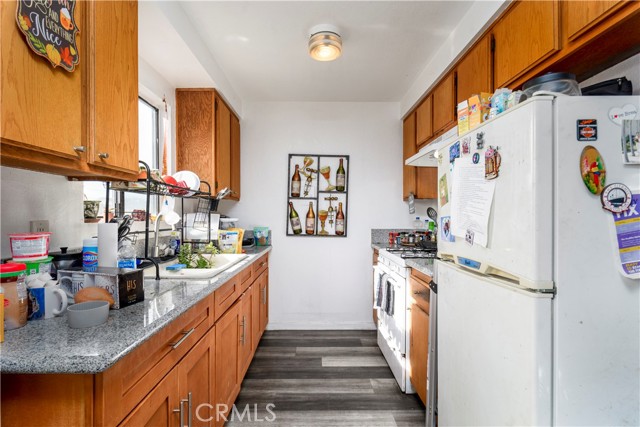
<box><xmin>450</xmin><ymin>156</ymin><xmax>496</xmax><ymax>248</ymax></box>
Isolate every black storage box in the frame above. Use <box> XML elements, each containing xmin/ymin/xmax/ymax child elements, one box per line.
<box><xmin>582</xmin><ymin>77</ymin><xmax>632</xmax><ymax>96</ymax></box>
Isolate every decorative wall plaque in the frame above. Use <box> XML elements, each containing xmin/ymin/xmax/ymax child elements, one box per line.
<box><xmin>286</xmin><ymin>154</ymin><xmax>350</xmax><ymax>237</ymax></box>
<box><xmin>16</xmin><ymin>0</ymin><xmax>80</xmax><ymax>72</ymax></box>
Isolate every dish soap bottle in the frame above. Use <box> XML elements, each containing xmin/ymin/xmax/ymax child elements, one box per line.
<box><xmin>169</xmin><ymin>229</ymin><xmax>181</xmax><ymax>255</ymax></box>
<box><xmin>117</xmin><ymin>240</ymin><xmax>137</xmax><ymax>269</ymax></box>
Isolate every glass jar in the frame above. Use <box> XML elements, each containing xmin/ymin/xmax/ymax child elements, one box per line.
<box><xmin>0</xmin><ymin>263</ymin><xmax>28</xmax><ymax>330</ymax></box>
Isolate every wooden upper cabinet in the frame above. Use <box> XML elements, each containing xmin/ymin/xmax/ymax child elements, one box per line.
<box><xmin>416</xmin><ymin>168</ymin><xmax>438</xmax><ymax>200</ymax></box>
<box><xmin>176</xmin><ymin>89</ymin><xmax>241</xmax><ymax>199</ymax></box>
<box><xmin>566</xmin><ymin>1</ymin><xmax>624</xmax><ymax>41</ymax></box>
<box><xmin>91</xmin><ymin>0</ymin><xmax>138</xmax><ymax>174</ymax></box>
<box><xmin>216</xmin><ymin>98</ymin><xmax>232</xmax><ymax>194</ymax></box>
<box><xmin>230</xmin><ymin>113</ymin><xmax>241</xmax><ymax>201</ymax></box>
<box><xmin>456</xmin><ymin>35</ymin><xmax>492</xmax><ymax>104</ymax></box>
<box><xmin>403</xmin><ymin>113</ymin><xmax>417</xmax><ymax>200</ymax></box>
<box><xmin>432</xmin><ymin>73</ymin><xmax>456</xmax><ymax>137</ymax></box>
<box><xmin>0</xmin><ymin>2</ymin><xmax>84</xmax><ymax>158</ymax></box>
<box><xmin>0</xmin><ymin>0</ymin><xmax>138</xmax><ymax>179</ymax></box>
<box><xmin>403</xmin><ymin>113</ymin><xmax>438</xmax><ymax>200</ymax></box>
<box><xmin>415</xmin><ymin>95</ymin><xmax>433</xmax><ymax>146</ymax></box>
<box><xmin>492</xmin><ymin>0</ymin><xmax>559</xmax><ymax>88</ymax></box>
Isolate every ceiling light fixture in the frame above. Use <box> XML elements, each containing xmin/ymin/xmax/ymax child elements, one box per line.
<box><xmin>308</xmin><ymin>24</ymin><xmax>342</xmax><ymax>62</ymax></box>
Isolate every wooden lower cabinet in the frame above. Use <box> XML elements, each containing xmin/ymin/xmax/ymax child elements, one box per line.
<box><xmin>120</xmin><ymin>327</ymin><xmax>215</xmax><ymax>427</ymax></box>
<box><xmin>119</xmin><ymin>369</ymin><xmax>180</xmax><ymax>427</ymax></box>
<box><xmin>259</xmin><ymin>271</ymin><xmax>269</xmax><ymax>335</ymax></box>
<box><xmin>252</xmin><ymin>280</ymin><xmax>261</xmax><ymax>350</ymax></box>
<box><xmin>178</xmin><ymin>328</ymin><xmax>216</xmax><ymax>427</ymax></box>
<box><xmin>215</xmin><ymin>301</ymin><xmax>241</xmax><ymax>424</ymax></box>
<box><xmin>409</xmin><ymin>270</ymin><xmax>432</xmax><ymax>406</ymax></box>
<box><xmin>238</xmin><ymin>287</ymin><xmax>255</xmax><ymax>379</ymax></box>
<box><xmin>0</xmin><ymin>255</ymin><xmax>270</xmax><ymax>427</ymax></box>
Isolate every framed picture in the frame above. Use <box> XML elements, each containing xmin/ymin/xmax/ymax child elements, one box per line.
<box><xmin>286</xmin><ymin>154</ymin><xmax>349</xmax><ymax>237</ymax></box>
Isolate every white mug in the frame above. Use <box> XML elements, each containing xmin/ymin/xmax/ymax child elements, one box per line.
<box><xmin>27</xmin><ymin>286</ymin><xmax>68</xmax><ymax>320</ymax></box>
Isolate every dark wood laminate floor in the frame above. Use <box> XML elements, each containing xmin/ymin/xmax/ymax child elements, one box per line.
<box><xmin>227</xmin><ymin>330</ymin><xmax>425</xmax><ymax>426</ymax></box>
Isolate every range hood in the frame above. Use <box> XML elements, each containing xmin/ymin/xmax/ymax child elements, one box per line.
<box><xmin>405</xmin><ymin>126</ymin><xmax>458</xmax><ymax>167</ymax></box>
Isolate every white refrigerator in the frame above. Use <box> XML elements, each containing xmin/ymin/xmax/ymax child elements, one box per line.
<box><xmin>434</xmin><ymin>95</ymin><xmax>640</xmax><ymax>426</ymax></box>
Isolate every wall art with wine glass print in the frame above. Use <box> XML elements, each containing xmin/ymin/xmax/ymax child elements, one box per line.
<box><xmin>287</xmin><ymin>154</ymin><xmax>349</xmax><ymax>237</ymax></box>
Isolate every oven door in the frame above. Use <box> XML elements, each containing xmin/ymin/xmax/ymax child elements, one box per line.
<box><xmin>377</xmin><ymin>269</ymin><xmax>406</xmax><ymax>354</ymax></box>
<box><xmin>377</xmin><ymin>268</ymin><xmax>408</xmax><ymax>391</ymax></box>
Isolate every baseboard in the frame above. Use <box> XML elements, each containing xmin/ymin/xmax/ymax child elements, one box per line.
<box><xmin>266</xmin><ymin>321</ymin><xmax>377</xmax><ymax>330</ymax></box>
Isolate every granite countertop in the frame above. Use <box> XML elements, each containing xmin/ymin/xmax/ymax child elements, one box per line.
<box><xmin>405</xmin><ymin>259</ymin><xmax>435</xmax><ymax>277</ymax></box>
<box><xmin>0</xmin><ymin>246</ymin><xmax>271</xmax><ymax>375</ymax></box>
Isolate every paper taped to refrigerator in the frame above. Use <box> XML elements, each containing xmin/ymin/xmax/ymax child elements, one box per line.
<box><xmin>611</xmin><ymin>193</ymin><xmax>640</xmax><ymax>279</ymax></box>
<box><xmin>450</xmin><ymin>156</ymin><xmax>496</xmax><ymax>248</ymax></box>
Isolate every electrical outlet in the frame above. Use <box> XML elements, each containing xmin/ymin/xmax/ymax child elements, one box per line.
<box><xmin>30</xmin><ymin>220</ymin><xmax>49</xmax><ymax>233</ymax></box>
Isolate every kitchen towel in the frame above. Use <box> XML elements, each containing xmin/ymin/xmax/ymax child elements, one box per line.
<box><xmin>384</xmin><ymin>281</ymin><xmax>395</xmax><ymax>316</ymax></box>
<box><xmin>374</xmin><ymin>272</ymin><xmax>387</xmax><ymax>309</ymax></box>
<box><xmin>97</xmin><ymin>223</ymin><xmax>118</xmax><ymax>268</ymax></box>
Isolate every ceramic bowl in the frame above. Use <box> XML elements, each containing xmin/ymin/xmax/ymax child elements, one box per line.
<box><xmin>67</xmin><ymin>301</ymin><xmax>109</xmax><ymax>329</ymax></box>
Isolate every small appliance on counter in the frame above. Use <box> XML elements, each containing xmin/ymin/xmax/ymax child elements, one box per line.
<box><xmin>49</xmin><ymin>247</ymin><xmax>83</xmax><ymax>279</ymax></box>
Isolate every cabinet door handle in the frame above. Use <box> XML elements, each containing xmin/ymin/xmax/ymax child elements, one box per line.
<box><xmin>170</xmin><ymin>328</ymin><xmax>195</xmax><ymax>349</ymax></box>
<box><xmin>98</xmin><ymin>152</ymin><xmax>109</xmax><ymax>159</ymax></box>
<box><xmin>261</xmin><ymin>288</ymin><xmax>266</xmax><ymax>305</ymax></box>
<box><xmin>173</xmin><ymin>398</ymin><xmax>186</xmax><ymax>427</ymax></box>
<box><xmin>240</xmin><ymin>315</ymin><xmax>246</xmax><ymax>345</ymax></box>
<box><xmin>187</xmin><ymin>392</ymin><xmax>193</xmax><ymax>427</ymax></box>
<box><xmin>73</xmin><ymin>146</ymin><xmax>85</xmax><ymax>153</ymax></box>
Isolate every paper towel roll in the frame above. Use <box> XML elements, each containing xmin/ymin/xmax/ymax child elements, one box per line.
<box><xmin>98</xmin><ymin>223</ymin><xmax>118</xmax><ymax>268</ymax></box>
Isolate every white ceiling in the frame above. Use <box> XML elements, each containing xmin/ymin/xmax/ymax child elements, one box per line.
<box><xmin>139</xmin><ymin>1</ymin><xmax>475</xmax><ymax>103</ymax></box>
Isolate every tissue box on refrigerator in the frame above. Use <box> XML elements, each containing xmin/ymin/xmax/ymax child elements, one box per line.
<box><xmin>58</xmin><ymin>267</ymin><xmax>144</xmax><ymax>309</ymax></box>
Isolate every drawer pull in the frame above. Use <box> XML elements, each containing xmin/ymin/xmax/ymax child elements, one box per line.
<box><xmin>98</xmin><ymin>152</ymin><xmax>109</xmax><ymax>159</ymax></box>
<box><xmin>73</xmin><ymin>146</ymin><xmax>85</xmax><ymax>153</ymax></box>
<box><xmin>170</xmin><ymin>328</ymin><xmax>195</xmax><ymax>349</ymax></box>
<box><xmin>259</xmin><ymin>261</ymin><xmax>266</xmax><ymax>267</ymax></box>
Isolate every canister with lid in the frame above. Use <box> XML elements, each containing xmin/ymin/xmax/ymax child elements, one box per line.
<box><xmin>1</xmin><ymin>263</ymin><xmax>28</xmax><ymax>330</ymax></box>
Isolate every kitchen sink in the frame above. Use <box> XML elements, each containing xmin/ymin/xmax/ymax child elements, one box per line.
<box><xmin>143</xmin><ymin>253</ymin><xmax>248</xmax><ymax>279</ymax></box>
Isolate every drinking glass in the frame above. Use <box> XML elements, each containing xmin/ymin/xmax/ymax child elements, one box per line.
<box><xmin>319</xmin><ymin>166</ymin><xmax>335</xmax><ymax>191</ymax></box>
<box><xmin>318</xmin><ymin>210</ymin><xmax>329</xmax><ymax>235</ymax></box>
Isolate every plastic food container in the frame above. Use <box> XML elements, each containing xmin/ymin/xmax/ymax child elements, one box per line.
<box><xmin>0</xmin><ymin>263</ymin><xmax>28</xmax><ymax>330</ymax></box>
<box><xmin>9</xmin><ymin>233</ymin><xmax>52</xmax><ymax>262</ymax></box>
<box><xmin>15</xmin><ymin>256</ymin><xmax>54</xmax><ymax>277</ymax></box>
<box><xmin>522</xmin><ymin>72</ymin><xmax>581</xmax><ymax>97</ymax></box>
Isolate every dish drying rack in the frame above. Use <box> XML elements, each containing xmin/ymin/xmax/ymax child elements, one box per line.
<box><xmin>105</xmin><ymin>161</ymin><xmax>218</xmax><ymax>259</ymax></box>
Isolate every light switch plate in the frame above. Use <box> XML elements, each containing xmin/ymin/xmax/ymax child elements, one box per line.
<box><xmin>30</xmin><ymin>220</ymin><xmax>49</xmax><ymax>233</ymax></box>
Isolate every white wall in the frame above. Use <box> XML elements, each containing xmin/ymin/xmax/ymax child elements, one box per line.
<box><xmin>0</xmin><ymin>167</ymin><xmax>86</xmax><ymax>258</ymax></box>
<box><xmin>400</xmin><ymin>0</ymin><xmax>507</xmax><ymax>115</ymax></box>
<box><xmin>221</xmin><ymin>102</ymin><xmax>435</xmax><ymax>329</ymax></box>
